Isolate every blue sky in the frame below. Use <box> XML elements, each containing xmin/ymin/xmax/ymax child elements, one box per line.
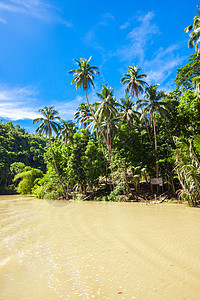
<box><xmin>0</xmin><ymin>0</ymin><xmax>197</xmax><ymax>132</ymax></box>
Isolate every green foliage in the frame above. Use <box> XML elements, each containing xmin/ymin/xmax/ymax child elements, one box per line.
<box><xmin>175</xmin><ymin>53</ymin><xmax>200</xmax><ymax>90</ymax></box>
<box><xmin>177</xmin><ymin>90</ymin><xmax>200</xmax><ymax>136</ymax></box>
<box><xmin>32</xmin><ymin>167</ymin><xmax>63</xmax><ymax>199</ymax></box>
<box><xmin>2</xmin><ymin>37</ymin><xmax>200</xmax><ymax>205</ymax></box>
<box><xmin>67</xmin><ymin>129</ymin><xmax>90</xmax><ymax>191</ymax></box>
<box><xmin>74</xmin><ymin>103</ymin><xmax>91</xmax><ymax>128</ymax></box>
<box><xmin>33</xmin><ymin>106</ymin><xmax>61</xmax><ymax>137</ymax></box>
<box><xmin>82</xmin><ymin>140</ymin><xmax>106</xmax><ymax>187</ymax></box>
<box><xmin>109</xmin><ymin>182</ymin><xmax>126</xmax><ymax>199</ymax></box>
<box><xmin>121</xmin><ymin>64</ymin><xmax>147</xmax><ymax>97</ymax></box>
<box><xmin>113</xmin><ymin>124</ymin><xmax>149</xmax><ymax>168</ymax></box>
<box><xmin>174</xmin><ymin>136</ymin><xmax>200</xmax><ymax>206</ymax></box>
<box><xmin>44</xmin><ymin>141</ymin><xmax>68</xmax><ymax>179</ymax></box>
<box><xmin>131</xmin><ymin>166</ymin><xmax>147</xmax><ymax>193</ymax></box>
<box><xmin>185</xmin><ymin>6</ymin><xmax>200</xmax><ymax>52</ymax></box>
<box><xmin>68</xmin><ymin>57</ymin><xmax>99</xmax><ymax>91</ymax></box>
<box><xmin>10</xmin><ymin>162</ymin><xmax>26</xmax><ymax>175</ymax></box>
<box><xmin>14</xmin><ymin>167</ymin><xmax>43</xmax><ymax>195</ymax></box>
<box><xmin>0</xmin><ymin>122</ymin><xmax>46</xmax><ymax>193</ymax></box>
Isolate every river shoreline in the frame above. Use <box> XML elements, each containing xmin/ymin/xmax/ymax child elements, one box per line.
<box><xmin>0</xmin><ymin>192</ymin><xmax>193</xmax><ymax>207</ymax></box>
<box><xmin>1</xmin><ymin>195</ymin><xmax>200</xmax><ymax>299</ymax></box>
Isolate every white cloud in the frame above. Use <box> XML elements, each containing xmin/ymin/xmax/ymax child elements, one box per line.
<box><xmin>116</xmin><ymin>11</ymin><xmax>159</xmax><ymax>63</ymax></box>
<box><xmin>54</xmin><ymin>95</ymin><xmax>85</xmax><ymax>121</ymax></box>
<box><xmin>84</xmin><ymin>28</ymin><xmax>105</xmax><ymax>52</ymax></box>
<box><xmin>0</xmin><ymin>85</ymin><xmax>101</xmax><ymax>122</ymax></box>
<box><xmin>83</xmin><ymin>13</ymin><xmax>114</xmax><ymax>53</ymax></box>
<box><xmin>54</xmin><ymin>90</ymin><xmax>100</xmax><ymax>121</ymax></box>
<box><xmin>120</xmin><ymin>21</ymin><xmax>130</xmax><ymax>30</ymax></box>
<box><xmin>144</xmin><ymin>43</ymin><xmax>187</xmax><ymax>88</ymax></box>
<box><xmin>115</xmin><ymin>12</ymin><xmax>187</xmax><ymax>92</ymax></box>
<box><xmin>0</xmin><ymin>86</ymin><xmax>41</xmax><ymax>120</ymax></box>
<box><xmin>0</xmin><ymin>0</ymin><xmax>73</xmax><ymax>26</ymax></box>
<box><xmin>101</xmin><ymin>12</ymin><xmax>114</xmax><ymax>21</ymax></box>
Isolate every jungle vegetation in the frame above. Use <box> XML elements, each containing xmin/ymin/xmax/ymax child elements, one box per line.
<box><xmin>1</xmin><ymin>5</ymin><xmax>200</xmax><ymax>206</ymax></box>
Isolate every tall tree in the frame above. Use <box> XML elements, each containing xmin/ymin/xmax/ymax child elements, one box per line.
<box><xmin>96</xmin><ymin>84</ymin><xmax>119</xmax><ymax>166</ymax></box>
<box><xmin>119</xmin><ymin>94</ymin><xmax>139</xmax><ymax>126</ymax></box>
<box><xmin>175</xmin><ymin>53</ymin><xmax>200</xmax><ymax>90</ymax></box>
<box><xmin>68</xmin><ymin>57</ymin><xmax>115</xmax><ymax>158</ymax></box>
<box><xmin>33</xmin><ymin>106</ymin><xmax>67</xmax><ymax>198</ymax></box>
<box><xmin>174</xmin><ymin>136</ymin><xmax>200</xmax><ymax>206</ymax></box>
<box><xmin>74</xmin><ymin>103</ymin><xmax>91</xmax><ymax>129</ymax></box>
<box><xmin>121</xmin><ymin>64</ymin><xmax>147</xmax><ymax>97</ymax></box>
<box><xmin>142</xmin><ymin>84</ymin><xmax>167</xmax><ymax>178</ymax></box>
<box><xmin>185</xmin><ymin>6</ymin><xmax>200</xmax><ymax>52</ymax></box>
<box><xmin>96</xmin><ymin>85</ymin><xmax>118</xmax><ymax>125</ymax></box>
<box><xmin>58</xmin><ymin>120</ymin><xmax>76</xmax><ymax>160</ymax></box>
<box><xmin>121</xmin><ymin>64</ymin><xmax>151</xmax><ymax>141</ymax></box>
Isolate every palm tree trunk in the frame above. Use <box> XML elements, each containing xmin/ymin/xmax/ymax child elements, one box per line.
<box><xmin>99</xmin><ymin>137</ymin><xmax>108</xmax><ymax>185</ymax></box>
<box><xmin>106</xmin><ymin>120</ymin><xmax>114</xmax><ymax>190</ymax></box>
<box><xmin>153</xmin><ymin>113</ymin><xmax>159</xmax><ymax>178</ymax></box>
<box><xmin>66</xmin><ymin>138</ymin><xmax>69</xmax><ymax>161</ymax></box>
<box><xmin>65</xmin><ymin>137</ymin><xmax>69</xmax><ymax>197</ymax></box>
<box><xmin>137</xmin><ymin>95</ymin><xmax>152</xmax><ymax>143</ymax></box>
<box><xmin>49</xmin><ymin>137</ymin><xmax>67</xmax><ymax>199</ymax></box>
<box><xmin>84</xmin><ymin>89</ymin><xmax>116</xmax><ymax>160</ymax></box>
<box><xmin>107</xmin><ymin>120</ymin><xmax>113</xmax><ymax>171</ymax></box>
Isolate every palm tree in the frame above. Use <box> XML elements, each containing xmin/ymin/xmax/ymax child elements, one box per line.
<box><xmin>121</xmin><ymin>64</ymin><xmax>147</xmax><ymax>96</ymax></box>
<box><xmin>121</xmin><ymin>64</ymin><xmax>151</xmax><ymax>141</ymax></box>
<box><xmin>185</xmin><ymin>6</ymin><xmax>200</xmax><ymax>52</ymax></box>
<box><xmin>119</xmin><ymin>94</ymin><xmax>139</xmax><ymax>126</ymax></box>
<box><xmin>74</xmin><ymin>103</ymin><xmax>91</xmax><ymax>129</ymax></box>
<box><xmin>95</xmin><ymin>84</ymin><xmax>119</xmax><ymax>164</ymax></box>
<box><xmin>68</xmin><ymin>57</ymin><xmax>115</xmax><ymax>158</ymax></box>
<box><xmin>33</xmin><ymin>106</ymin><xmax>67</xmax><ymax>198</ymax></box>
<box><xmin>142</xmin><ymin>84</ymin><xmax>167</xmax><ymax>178</ymax></box>
<box><xmin>58</xmin><ymin>120</ymin><xmax>76</xmax><ymax>160</ymax></box>
<box><xmin>96</xmin><ymin>84</ymin><xmax>118</xmax><ymax>124</ymax></box>
<box><xmin>174</xmin><ymin>136</ymin><xmax>200</xmax><ymax>206</ymax></box>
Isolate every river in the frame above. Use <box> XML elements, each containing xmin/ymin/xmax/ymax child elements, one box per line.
<box><xmin>0</xmin><ymin>195</ymin><xmax>200</xmax><ymax>299</ymax></box>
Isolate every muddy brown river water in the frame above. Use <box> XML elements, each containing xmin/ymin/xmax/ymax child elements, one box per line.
<box><xmin>0</xmin><ymin>195</ymin><xmax>200</xmax><ymax>299</ymax></box>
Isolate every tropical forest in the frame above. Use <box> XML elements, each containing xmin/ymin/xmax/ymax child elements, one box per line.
<box><xmin>1</xmin><ymin>6</ymin><xmax>200</xmax><ymax>207</ymax></box>
<box><xmin>2</xmin><ymin>3</ymin><xmax>200</xmax><ymax>300</ymax></box>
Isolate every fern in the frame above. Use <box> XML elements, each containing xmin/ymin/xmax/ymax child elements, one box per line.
<box><xmin>174</xmin><ymin>136</ymin><xmax>200</xmax><ymax>206</ymax></box>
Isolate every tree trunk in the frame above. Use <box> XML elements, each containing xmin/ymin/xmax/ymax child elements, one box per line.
<box><xmin>49</xmin><ymin>137</ymin><xmax>67</xmax><ymax>199</ymax></box>
<box><xmin>153</xmin><ymin>113</ymin><xmax>159</xmax><ymax>194</ymax></box>
<box><xmin>153</xmin><ymin>113</ymin><xmax>159</xmax><ymax>178</ymax></box>
<box><xmin>65</xmin><ymin>137</ymin><xmax>69</xmax><ymax>197</ymax></box>
<box><xmin>137</xmin><ymin>95</ymin><xmax>152</xmax><ymax>143</ymax></box>
<box><xmin>107</xmin><ymin>119</ymin><xmax>113</xmax><ymax>172</ymax></box>
<box><xmin>66</xmin><ymin>138</ymin><xmax>69</xmax><ymax>161</ymax></box>
<box><xmin>106</xmin><ymin>120</ymin><xmax>114</xmax><ymax>190</ymax></box>
<box><xmin>100</xmin><ymin>138</ymin><xmax>108</xmax><ymax>186</ymax></box>
<box><xmin>84</xmin><ymin>89</ymin><xmax>116</xmax><ymax>160</ymax></box>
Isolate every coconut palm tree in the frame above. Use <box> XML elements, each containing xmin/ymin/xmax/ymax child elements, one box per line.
<box><xmin>142</xmin><ymin>84</ymin><xmax>167</xmax><ymax>178</ymax></box>
<box><xmin>121</xmin><ymin>64</ymin><xmax>151</xmax><ymax>141</ymax></box>
<box><xmin>68</xmin><ymin>57</ymin><xmax>115</xmax><ymax>158</ymax></box>
<box><xmin>96</xmin><ymin>85</ymin><xmax>118</xmax><ymax>123</ymax></box>
<box><xmin>185</xmin><ymin>6</ymin><xmax>200</xmax><ymax>52</ymax></box>
<box><xmin>121</xmin><ymin>64</ymin><xmax>147</xmax><ymax>97</ymax></box>
<box><xmin>33</xmin><ymin>106</ymin><xmax>67</xmax><ymax>198</ymax></box>
<box><xmin>95</xmin><ymin>85</ymin><xmax>119</xmax><ymax>160</ymax></box>
<box><xmin>74</xmin><ymin>103</ymin><xmax>91</xmax><ymax>129</ymax></box>
<box><xmin>119</xmin><ymin>94</ymin><xmax>139</xmax><ymax>126</ymax></box>
<box><xmin>174</xmin><ymin>136</ymin><xmax>200</xmax><ymax>206</ymax></box>
<box><xmin>58</xmin><ymin>120</ymin><xmax>76</xmax><ymax>160</ymax></box>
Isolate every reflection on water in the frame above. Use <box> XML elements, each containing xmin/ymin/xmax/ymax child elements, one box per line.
<box><xmin>1</xmin><ymin>195</ymin><xmax>200</xmax><ymax>299</ymax></box>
